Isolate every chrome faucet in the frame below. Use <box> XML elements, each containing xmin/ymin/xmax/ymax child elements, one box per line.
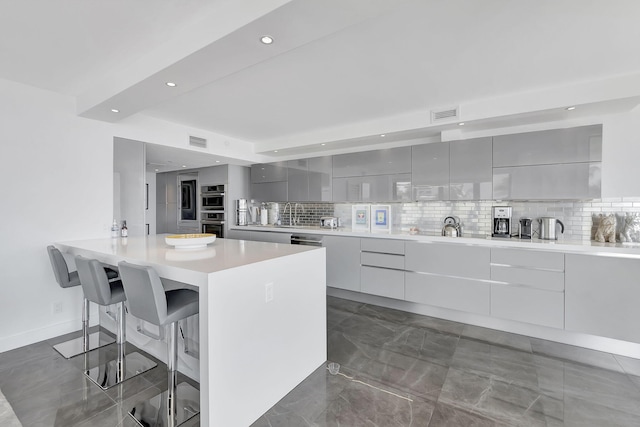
<box><xmin>283</xmin><ymin>202</ymin><xmax>293</xmax><ymax>226</ymax></box>
<box><xmin>294</xmin><ymin>203</ymin><xmax>305</xmax><ymax>226</ymax></box>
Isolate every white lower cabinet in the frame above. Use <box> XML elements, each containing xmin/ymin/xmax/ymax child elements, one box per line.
<box><xmin>361</xmin><ymin>266</ymin><xmax>404</xmax><ymax>300</ymax></box>
<box><xmin>324</xmin><ymin>235</ymin><xmax>361</xmax><ymax>292</ymax></box>
<box><xmin>565</xmin><ymin>254</ymin><xmax>640</xmax><ymax>344</ymax></box>
<box><xmin>490</xmin><ymin>284</ymin><xmax>564</xmax><ymax>329</ymax></box>
<box><xmin>490</xmin><ymin>248</ymin><xmax>565</xmax><ymax>328</ymax></box>
<box><xmin>405</xmin><ymin>272</ymin><xmax>490</xmax><ymax>315</ymax></box>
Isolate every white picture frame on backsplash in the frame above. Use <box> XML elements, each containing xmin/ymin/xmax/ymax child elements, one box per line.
<box><xmin>370</xmin><ymin>204</ymin><xmax>391</xmax><ymax>233</ymax></box>
<box><xmin>351</xmin><ymin>204</ymin><xmax>371</xmax><ymax>231</ymax></box>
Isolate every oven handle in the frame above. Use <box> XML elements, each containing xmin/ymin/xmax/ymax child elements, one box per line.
<box><xmin>201</xmin><ymin>220</ymin><xmax>225</xmax><ymax>225</ymax></box>
<box><xmin>202</xmin><ymin>192</ymin><xmax>225</xmax><ymax>196</ymax></box>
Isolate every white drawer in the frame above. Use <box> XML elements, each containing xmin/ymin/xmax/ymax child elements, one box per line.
<box><xmin>491</xmin><ymin>265</ymin><xmax>564</xmax><ymax>291</ymax></box>
<box><xmin>361</xmin><ymin>252</ymin><xmax>405</xmax><ymax>270</ymax></box>
<box><xmin>405</xmin><ymin>242</ymin><xmax>490</xmax><ymax>279</ymax></box>
<box><xmin>361</xmin><ymin>266</ymin><xmax>405</xmax><ymax>300</ymax></box>
<box><xmin>491</xmin><ymin>248</ymin><xmax>564</xmax><ymax>271</ymax></box>
<box><xmin>361</xmin><ymin>238</ymin><xmax>405</xmax><ymax>255</ymax></box>
<box><xmin>404</xmin><ymin>272</ymin><xmax>490</xmax><ymax>315</ymax></box>
<box><xmin>491</xmin><ymin>283</ymin><xmax>564</xmax><ymax>329</ymax></box>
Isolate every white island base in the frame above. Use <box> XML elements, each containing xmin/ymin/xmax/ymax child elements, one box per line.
<box><xmin>57</xmin><ymin>236</ymin><xmax>327</xmax><ymax>427</ymax></box>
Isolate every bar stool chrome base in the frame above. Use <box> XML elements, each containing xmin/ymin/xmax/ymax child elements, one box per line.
<box><xmin>129</xmin><ymin>381</ymin><xmax>200</xmax><ymax>427</ymax></box>
<box><xmin>85</xmin><ymin>351</ymin><xmax>157</xmax><ymax>390</ymax></box>
<box><xmin>53</xmin><ymin>330</ymin><xmax>115</xmax><ymax>359</ymax></box>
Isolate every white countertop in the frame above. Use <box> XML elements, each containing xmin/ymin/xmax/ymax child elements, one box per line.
<box><xmin>231</xmin><ymin>225</ymin><xmax>640</xmax><ymax>258</ymax></box>
<box><xmin>57</xmin><ymin>234</ymin><xmax>319</xmax><ymax>275</ymax></box>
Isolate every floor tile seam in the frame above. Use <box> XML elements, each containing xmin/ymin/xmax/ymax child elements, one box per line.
<box><xmin>530</xmin><ymin>351</ymin><xmax>629</xmax><ymax>375</ymax></box>
<box><xmin>353</xmin><ymin>311</ymin><xmax>466</xmax><ymax>338</ymax></box>
<box><xmin>456</xmin><ymin>335</ymin><xmax>536</xmax><ymax>356</ymax></box>
<box><xmin>562</xmin><ymin>393</ymin><xmax>640</xmax><ymax>419</ymax></box>
<box><xmin>433</xmin><ymin>393</ymin><xmax>510</xmax><ymax>426</ymax></box>
<box><xmin>445</xmin><ymin>365</ymin><xmax>564</xmax><ymax>402</ymax></box>
<box><xmin>330</xmin><ymin>364</ymin><xmax>442</xmax><ymax>405</ymax></box>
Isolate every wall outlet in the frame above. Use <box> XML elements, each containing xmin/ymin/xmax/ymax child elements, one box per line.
<box><xmin>52</xmin><ymin>301</ymin><xmax>63</xmax><ymax>314</ymax></box>
<box><xmin>265</xmin><ymin>282</ymin><xmax>274</xmax><ymax>303</ymax></box>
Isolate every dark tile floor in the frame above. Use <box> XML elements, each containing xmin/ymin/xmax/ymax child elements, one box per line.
<box><xmin>3</xmin><ymin>297</ymin><xmax>640</xmax><ymax>426</ymax></box>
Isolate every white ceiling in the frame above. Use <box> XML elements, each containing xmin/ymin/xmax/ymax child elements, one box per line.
<box><xmin>3</xmin><ymin>0</ymin><xmax>640</xmax><ymax>170</ymax></box>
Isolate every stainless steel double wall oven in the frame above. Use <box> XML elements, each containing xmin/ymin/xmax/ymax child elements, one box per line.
<box><xmin>201</xmin><ymin>185</ymin><xmax>226</xmax><ymax>238</ymax></box>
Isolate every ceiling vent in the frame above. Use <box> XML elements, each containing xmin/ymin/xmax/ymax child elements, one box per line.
<box><xmin>431</xmin><ymin>107</ymin><xmax>459</xmax><ymax>123</ymax></box>
<box><xmin>189</xmin><ymin>135</ymin><xmax>207</xmax><ymax>148</ymax></box>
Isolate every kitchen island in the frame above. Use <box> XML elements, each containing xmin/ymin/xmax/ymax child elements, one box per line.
<box><xmin>56</xmin><ymin>234</ymin><xmax>327</xmax><ymax>427</ymax></box>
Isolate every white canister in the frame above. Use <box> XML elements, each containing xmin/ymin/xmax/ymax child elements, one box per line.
<box><xmin>260</xmin><ymin>208</ymin><xmax>268</xmax><ymax>225</ymax></box>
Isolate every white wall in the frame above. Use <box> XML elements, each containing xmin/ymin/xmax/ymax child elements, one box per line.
<box><xmin>0</xmin><ymin>78</ymin><xmax>255</xmax><ymax>352</ymax></box>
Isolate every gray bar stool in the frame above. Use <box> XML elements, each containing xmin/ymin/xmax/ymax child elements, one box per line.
<box><xmin>47</xmin><ymin>245</ymin><xmax>116</xmax><ymax>358</ymax></box>
<box><xmin>75</xmin><ymin>255</ymin><xmax>157</xmax><ymax>390</ymax></box>
<box><xmin>118</xmin><ymin>261</ymin><xmax>200</xmax><ymax>427</ymax></box>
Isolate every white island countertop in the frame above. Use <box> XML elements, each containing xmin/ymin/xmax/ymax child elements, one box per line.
<box><xmin>231</xmin><ymin>224</ymin><xmax>640</xmax><ymax>258</ymax></box>
<box><xmin>56</xmin><ymin>234</ymin><xmax>326</xmax><ymax>427</ymax></box>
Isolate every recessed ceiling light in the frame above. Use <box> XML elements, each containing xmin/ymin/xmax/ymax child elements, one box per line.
<box><xmin>166</xmin><ymin>82</ymin><xmax>177</xmax><ymax>87</ymax></box>
<box><xmin>181</xmin><ymin>165</ymin><xmax>187</xmax><ymax>168</ymax></box>
<box><xmin>154</xmin><ymin>168</ymin><xmax>159</xmax><ymax>172</ymax></box>
<box><xmin>260</xmin><ymin>35</ymin><xmax>274</xmax><ymax>45</ymax></box>
<box><xmin>566</xmin><ymin>106</ymin><xmax>576</xmax><ymax>111</ymax></box>
<box><xmin>458</xmin><ymin>122</ymin><xmax>465</xmax><ymax>126</ymax></box>
<box><xmin>215</xmin><ymin>160</ymin><xmax>220</xmax><ymax>163</ymax></box>
<box><xmin>321</xmin><ymin>143</ymin><xmax>326</xmax><ymax>146</ymax></box>
<box><xmin>111</xmin><ymin>109</ymin><xmax>119</xmax><ymax>113</ymax></box>
<box><xmin>380</xmin><ymin>134</ymin><xmax>386</xmax><ymax>137</ymax></box>
<box><xmin>274</xmin><ymin>150</ymin><xmax>278</xmax><ymax>153</ymax></box>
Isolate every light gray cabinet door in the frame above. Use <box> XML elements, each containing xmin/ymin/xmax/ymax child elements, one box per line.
<box><xmin>405</xmin><ymin>241</ymin><xmax>490</xmax><ymax>279</ymax></box>
<box><xmin>198</xmin><ymin>164</ymin><xmax>228</xmax><ymax>185</ymax></box>
<box><xmin>323</xmin><ymin>235</ymin><xmax>361</xmax><ymax>292</ymax></box>
<box><xmin>565</xmin><ymin>254</ymin><xmax>640</xmax><ymax>343</ymax></box>
<box><xmin>308</xmin><ymin>156</ymin><xmax>332</xmax><ymax>201</ymax></box>
<box><xmin>250</xmin><ymin>182</ymin><xmax>288</xmax><ymax>202</ymax></box>
<box><xmin>405</xmin><ymin>272</ymin><xmax>490</xmax><ymax>315</ymax></box>
<box><xmin>332</xmin><ymin>174</ymin><xmax>411</xmax><ymax>202</ymax></box>
<box><xmin>490</xmin><ymin>284</ymin><xmax>564</xmax><ymax>329</ymax></box>
<box><xmin>361</xmin><ymin>266</ymin><xmax>404</xmax><ymax>300</ymax></box>
<box><xmin>332</xmin><ymin>147</ymin><xmax>411</xmax><ymax>177</ymax></box>
<box><xmin>251</xmin><ymin>231</ymin><xmax>292</xmax><ymax>244</ymax></box>
<box><xmin>226</xmin><ymin>229</ymin><xmax>254</xmax><ymax>241</ymax></box>
<box><xmin>450</xmin><ymin>137</ymin><xmax>493</xmax><ymax>200</ymax></box>
<box><xmin>493</xmin><ymin>125</ymin><xmax>602</xmax><ymax>167</ymax></box>
<box><xmin>412</xmin><ymin>142</ymin><xmax>450</xmax><ymax>201</ymax></box>
<box><xmin>493</xmin><ymin>162</ymin><xmax>601</xmax><ymax>200</ymax></box>
<box><xmin>251</xmin><ymin>162</ymin><xmax>288</xmax><ymax>183</ymax></box>
<box><xmin>287</xmin><ymin>159</ymin><xmax>309</xmax><ymax>202</ymax></box>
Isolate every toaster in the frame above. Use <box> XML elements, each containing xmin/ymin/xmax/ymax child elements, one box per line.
<box><xmin>320</xmin><ymin>217</ymin><xmax>341</xmax><ymax>228</ymax></box>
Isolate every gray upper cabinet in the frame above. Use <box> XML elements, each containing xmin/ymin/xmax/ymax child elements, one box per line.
<box><xmin>250</xmin><ymin>182</ymin><xmax>288</xmax><ymax>202</ymax></box>
<box><xmin>412</xmin><ymin>142</ymin><xmax>450</xmax><ymax>201</ymax></box>
<box><xmin>308</xmin><ymin>156</ymin><xmax>332</xmax><ymax>201</ymax></box>
<box><xmin>332</xmin><ymin>174</ymin><xmax>412</xmax><ymax>202</ymax></box>
<box><xmin>287</xmin><ymin>156</ymin><xmax>332</xmax><ymax>202</ymax></box>
<box><xmin>332</xmin><ymin>147</ymin><xmax>411</xmax><ymax>177</ymax></box>
<box><xmin>251</xmin><ymin>162</ymin><xmax>288</xmax><ymax>183</ymax></box>
<box><xmin>493</xmin><ymin>162</ymin><xmax>601</xmax><ymax>200</ymax></box>
<box><xmin>287</xmin><ymin>159</ymin><xmax>309</xmax><ymax>202</ymax></box>
<box><xmin>493</xmin><ymin>125</ymin><xmax>602</xmax><ymax>167</ymax></box>
<box><xmin>450</xmin><ymin>137</ymin><xmax>493</xmax><ymax>200</ymax></box>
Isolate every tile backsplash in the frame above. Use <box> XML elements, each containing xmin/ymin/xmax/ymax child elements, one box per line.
<box><xmin>275</xmin><ymin>198</ymin><xmax>640</xmax><ymax>241</ymax></box>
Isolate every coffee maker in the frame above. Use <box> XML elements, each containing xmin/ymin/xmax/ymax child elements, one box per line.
<box><xmin>519</xmin><ymin>217</ymin><xmax>532</xmax><ymax>239</ymax></box>
<box><xmin>492</xmin><ymin>206</ymin><xmax>512</xmax><ymax>238</ymax></box>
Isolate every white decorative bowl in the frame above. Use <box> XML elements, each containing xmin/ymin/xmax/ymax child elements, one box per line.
<box><xmin>165</xmin><ymin>233</ymin><xmax>216</xmax><ymax>249</ymax></box>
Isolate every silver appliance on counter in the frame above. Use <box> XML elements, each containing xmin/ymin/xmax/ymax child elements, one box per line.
<box><xmin>519</xmin><ymin>218</ymin><xmax>532</xmax><ymax>239</ymax></box>
<box><xmin>267</xmin><ymin>202</ymin><xmax>280</xmax><ymax>225</ymax></box>
<box><xmin>538</xmin><ymin>217</ymin><xmax>564</xmax><ymax>240</ymax></box>
<box><xmin>492</xmin><ymin>206</ymin><xmax>512</xmax><ymax>238</ymax></box>
<box><xmin>320</xmin><ymin>217</ymin><xmax>341</xmax><ymax>228</ymax></box>
<box><xmin>236</xmin><ymin>199</ymin><xmax>248</xmax><ymax>226</ymax></box>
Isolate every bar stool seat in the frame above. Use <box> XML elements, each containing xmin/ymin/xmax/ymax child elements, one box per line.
<box><xmin>118</xmin><ymin>261</ymin><xmax>200</xmax><ymax>427</ymax></box>
<box><xmin>47</xmin><ymin>245</ymin><xmax>117</xmax><ymax>358</ymax></box>
<box><xmin>75</xmin><ymin>255</ymin><xmax>156</xmax><ymax>390</ymax></box>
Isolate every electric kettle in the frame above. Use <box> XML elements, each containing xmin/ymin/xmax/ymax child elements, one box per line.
<box><xmin>538</xmin><ymin>217</ymin><xmax>564</xmax><ymax>240</ymax></box>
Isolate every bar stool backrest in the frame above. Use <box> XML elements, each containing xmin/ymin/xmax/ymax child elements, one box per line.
<box><xmin>76</xmin><ymin>255</ymin><xmax>114</xmax><ymax>306</ymax></box>
<box><xmin>47</xmin><ymin>245</ymin><xmax>79</xmax><ymax>288</ymax></box>
<box><xmin>118</xmin><ymin>261</ymin><xmax>168</xmax><ymax>326</ymax></box>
